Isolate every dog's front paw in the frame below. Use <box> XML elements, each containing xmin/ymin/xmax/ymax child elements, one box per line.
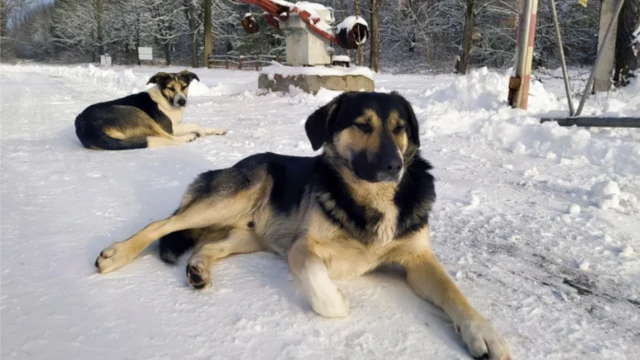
<box><xmin>186</xmin><ymin>261</ymin><xmax>210</xmax><ymax>289</ymax></box>
<box><xmin>457</xmin><ymin>317</ymin><xmax>512</xmax><ymax>360</ymax></box>
<box><xmin>95</xmin><ymin>242</ymin><xmax>133</xmax><ymax>274</ymax></box>
<box><xmin>308</xmin><ymin>287</ymin><xmax>350</xmax><ymax>318</ymax></box>
<box><xmin>204</xmin><ymin>128</ymin><xmax>227</xmax><ymax>136</ymax></box>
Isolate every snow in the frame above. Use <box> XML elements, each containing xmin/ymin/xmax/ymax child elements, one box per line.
<box><xmin>259</xmin><ymin>62</ymin><xmax>374</xmax><ymax>79</ymax></box>
<box><xmin>1</xmin><ymin>64</ymin><xmax>640</xmax><ymax>360</ymax></box>
<box><xmin>336</xmin><ymin>15</ymin><xmax>368</xmax><ymax>32</ymax></box>
<box><xmin>568</xmin><ymin>204</ymin><xmax>581</xmax><ymax>215</ymax></box>
<box><xmin>331</xmin><ymin>55</ymin><xmax>350</xmax><ymax>63</ymax></box>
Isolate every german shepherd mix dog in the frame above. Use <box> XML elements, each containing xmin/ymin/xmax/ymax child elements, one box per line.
<box><xmin>95</xmin><ymin>92</ymin><xmax>512</xmax><ymax>359</ymax></box>
<box><xmin>75</xmin><ymin>70</ymin><xmax>226</xmax><ymax>150</ymax></box>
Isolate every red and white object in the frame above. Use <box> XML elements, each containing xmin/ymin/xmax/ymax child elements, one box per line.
<box><xmin>508</xmin><ymin>0</ymin><xmax>539</xmax><ymax>110</ymax></box>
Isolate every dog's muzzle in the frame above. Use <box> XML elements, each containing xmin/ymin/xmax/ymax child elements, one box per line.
<box><xmin>174</xmin><ymin>93</ymin><xmax>187</xmax><ymax>107</ymax></box>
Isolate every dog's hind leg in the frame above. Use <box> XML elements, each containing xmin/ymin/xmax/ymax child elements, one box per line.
<box><xmin>186</xmin><ymin>228</ymin><xmax>264</xmax><ymax>289</ymax></box>
<box><xmin>95</xmin><ymin>201</ymin><xmax>222</xmax><ymax>274</ymax></box>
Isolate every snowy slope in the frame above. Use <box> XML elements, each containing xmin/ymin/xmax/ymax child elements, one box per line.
<box><xmin>1</xmin><ymin>64</ymin><xmax>639</xmax><ymax>360</ymax></box>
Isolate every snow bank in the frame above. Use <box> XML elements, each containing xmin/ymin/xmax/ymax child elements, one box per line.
<box><xmin>411</xmin><ymin>67</ymin><xmax>640</xmax><ymax>176</ymax></box>
<box><xmin>0</xmin><ymin>64</ymin><xmax>217</xmax><ymax>97</ymax></box>
<box><xmin>260</xmin><ymin>62</ymin><xmax>374</xmax><ymax>79</ymax></box>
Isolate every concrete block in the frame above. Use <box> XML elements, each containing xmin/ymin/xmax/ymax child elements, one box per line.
<box><xmin>258</xmin><ymin>73</ymin><xmax>374</xmax><ymax>94</ymax></box>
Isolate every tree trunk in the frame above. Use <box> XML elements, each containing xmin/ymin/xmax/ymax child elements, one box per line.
<box><xmin>614</xmin><ymin>0</ymin><xmax>639</xmax><ymax>86</ymax></box>
<box><xmin>369</xmin><ymin>0</ymin><xmax>380</xmax><ymax>72</ymax></box>
<box><xmin>135</xmin><ymin>14</ymin><xmax>141</xmax><ymax>66</ymax></box>
<box><xmin>203</xmin><ymin>0</ymin><xmax>213</xmax><ymax>68</ymax></box>
<box><xmin>96</xmin><ymin>0</ymin><xmax>104</xmax><ymax>55</ymax></box>
<box><xmin>455</xmin><ymin>0</ymin><xmax>475</xmax><ymax>74</ymax></box>
<box><xmin>184</xmin><ymin>0</ymin><xmax>199</xmax><ymax>67</ymax></box>
<box><xmin>164</xmin><ymin>42</ymin><xmax>171</xmax><ymax>65</ymax></box>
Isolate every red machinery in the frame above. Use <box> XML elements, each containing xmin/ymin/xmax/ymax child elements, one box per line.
<box><xmin>238</xmin><ymin>0</ymin><xmax>368</xmax><ymax>50</ymax></box>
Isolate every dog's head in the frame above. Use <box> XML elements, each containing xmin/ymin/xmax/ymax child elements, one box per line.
<box><xmin>305</xmin><ymin>92</ymin><xmax>420</xmax><ymax>183</ymax></box>
<box><xmin>147</xmin><ymin>70</ymin><xmax>200</xmax><ymax>108</ymax></box>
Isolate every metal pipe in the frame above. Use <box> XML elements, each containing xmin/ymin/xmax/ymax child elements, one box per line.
<box><xmin>540</xmin><ymin>117</ymin><xmax>640</xmax><ymax>127</ymax></box>
<box><xmin>549</xmin><ymin>0</ymin><xmax>574</xmax><ymax>116</ymax></box>
<box><xmin>575</xmin><ymin>0</ymin><xmax>626</xmax><ymax>116</ymax></box>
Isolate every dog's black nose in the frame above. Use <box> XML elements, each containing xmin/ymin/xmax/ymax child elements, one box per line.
<box><xmin>377</xmin><ymin>156</ymin><xmax>402</xmax><ymax>181</ymax></box>
<box><xmin>383</xmin><ymin>157</ymin><xmax>403</xmax><ymax>176</ymax></box>
<box><xmin>177</xmin><ymin>98</ymin><xmax>186</xmax><ymax>106</ymax></box>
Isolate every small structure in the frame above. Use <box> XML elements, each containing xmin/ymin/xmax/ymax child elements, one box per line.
<box><xmin>238</xmin><ymin>0</ymin><xmax>373</xmax><ymax>93</ymax></box>
<box><xmin>138</xmin><ymin>47</ymin><xmax>153</xmax><ymax>62</ymax></box>
<box><xmin>99</xmin><ymin>54</ymin><xmax>112</xmax><ymax>66</ymax></box>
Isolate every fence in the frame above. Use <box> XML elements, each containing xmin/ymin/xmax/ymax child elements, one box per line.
<box><xmin>208</xmin><ymin>55</ymin><xmax>283</xmax><ymax>70</ymax></box>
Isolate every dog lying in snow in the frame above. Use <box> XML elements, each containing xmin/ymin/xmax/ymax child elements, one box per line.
<box><xmin>75</xmin><ymin>70</ymin><xmax>226</xmax><ymax>150</ymax></box>
<box><xmin>95</xmin><ymin>91</ymin><xmax>512</xmax><ymax>359</ymax></box>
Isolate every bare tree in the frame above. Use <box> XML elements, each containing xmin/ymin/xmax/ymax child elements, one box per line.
<box><xmin>204</xmin><ymin>0</ymin><xmax>212</xmax><ymax>67</ymax></box>
<box><xmin>369</xmin><ymin>0</ymin><xmax>382</xmax><ymax>71</ymax></box>
<box><xmin>614</xmin><ymin>0</ymin><xmax>640</xmax><ymax>86</ymax></box>
<box><xmin>455</xmin><ymin>0</ymin><xmax>476</xmax><ymax>74</ymax></box>
<box><xmin>184</xmin><ymin>0</ymin><xmax>201</xmax><ymax>67</ymax></box>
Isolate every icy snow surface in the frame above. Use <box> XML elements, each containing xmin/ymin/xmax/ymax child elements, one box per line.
<box><xmin>1</xmin><ymin>64</ymin><xmax>639</xmax><ymax>359</ymax></box>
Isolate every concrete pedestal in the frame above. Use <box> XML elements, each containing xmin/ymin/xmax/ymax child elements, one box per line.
<box><xmin>259</xmin><ymin>73</ymin><xmax>374</xmax><ymax>94</ymax></box>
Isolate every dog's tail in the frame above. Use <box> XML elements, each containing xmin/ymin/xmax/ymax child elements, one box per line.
<box><xmin>159</xmin><ymin>229</ymin><xmax>196</xmax><ymax>264</ymax></box>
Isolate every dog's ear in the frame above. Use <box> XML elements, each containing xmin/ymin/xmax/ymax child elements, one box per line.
<box><xmin>178</xmin><ymin>70</ymin><xmax>200</xmax><ymax>85</ymax></box>
<box><xmin>305</xmin><ymin>93</ymin><xmax>346</xmax><ymax>151</ymax></box>
<box><xmin>391</xmin><ymin>91</ymin><xmax>420</xmax><ymax>148</ymax></box>
<box><xmin>147</xmin><ymin>72</ymin><xmax>170</xmax><ymax>85</ymax></box>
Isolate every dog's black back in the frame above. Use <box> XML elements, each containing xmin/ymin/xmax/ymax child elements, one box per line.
<box><xmin>75</xmin><ymin>92</ymin><xmax>172</xmax><ymax>150</ymax></box>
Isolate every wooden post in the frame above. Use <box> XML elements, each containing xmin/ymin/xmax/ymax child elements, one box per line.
<box><xmin>203</xmin><ymin>0</ymin><xmax>213</xmax><ymax>68</ymax></box>
<box><xmin>239</xmin><ymin>56</ymin><xmax>243</xmax><ymax>70</ymax></box>
<box><xmin>509</xmin><ymin>0</ymin><xmax>539</xmax><ymax>110</ymax></box>
<box><xmin>226</xmin><ymin>57</ymin><xmax>229</xmax><ymax>69</ymax></box>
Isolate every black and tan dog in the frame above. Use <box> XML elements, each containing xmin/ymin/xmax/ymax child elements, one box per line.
<box><xmin>95</xmin><ymin>92</ymin><xmax>512</xmax><ymax>359</ymax></box>
<box><xmin>75</xmin><ymin>70</ymin><xmax>226</xmax><ymax>150</ymax></box>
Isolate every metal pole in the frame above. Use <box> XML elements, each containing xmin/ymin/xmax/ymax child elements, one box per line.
<box><xmin>575</xmin><ymin>0</ymin><xmax>626</xmax><ymax>116</ymax></box>
<box><xmin>540</xmin><ymin>117</ymin><xmax>640</xmax><ymax>127</ymax></box>
<box><xmin>549</xmin><ymin>0</ymin><xmax>574</xmax><ymax>116</ymax></box>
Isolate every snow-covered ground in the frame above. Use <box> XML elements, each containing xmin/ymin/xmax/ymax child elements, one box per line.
<box><xmin>1</xmin><ymin>64</ymin><xmax>639</xmax><ymax>359</ymax></box>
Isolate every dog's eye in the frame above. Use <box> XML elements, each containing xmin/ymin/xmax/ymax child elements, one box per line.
<box><xmin>355</xmin><ymin>123</ymin><xmax>373</xmax><ymax>133</ymax></box>
<box><xmin>393</xmin><ymin>125</ymin><xmax>405</xmax><ymax>134</ymax></box>
<box><xmin>167</xmin><ymin>87</ymin><xmax>175</xmax><ymax>91</ymax></box>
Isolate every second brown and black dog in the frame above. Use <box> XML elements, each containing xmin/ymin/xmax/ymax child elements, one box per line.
<box><xmin>75</xmin><ymin>70</ymin><xmax>226</xmax><ymax>150</ymax></box>
<box><xmin>94</xmin><ymin>92</ymin><xmax>512</xmax><ymax>359</ymax></box>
